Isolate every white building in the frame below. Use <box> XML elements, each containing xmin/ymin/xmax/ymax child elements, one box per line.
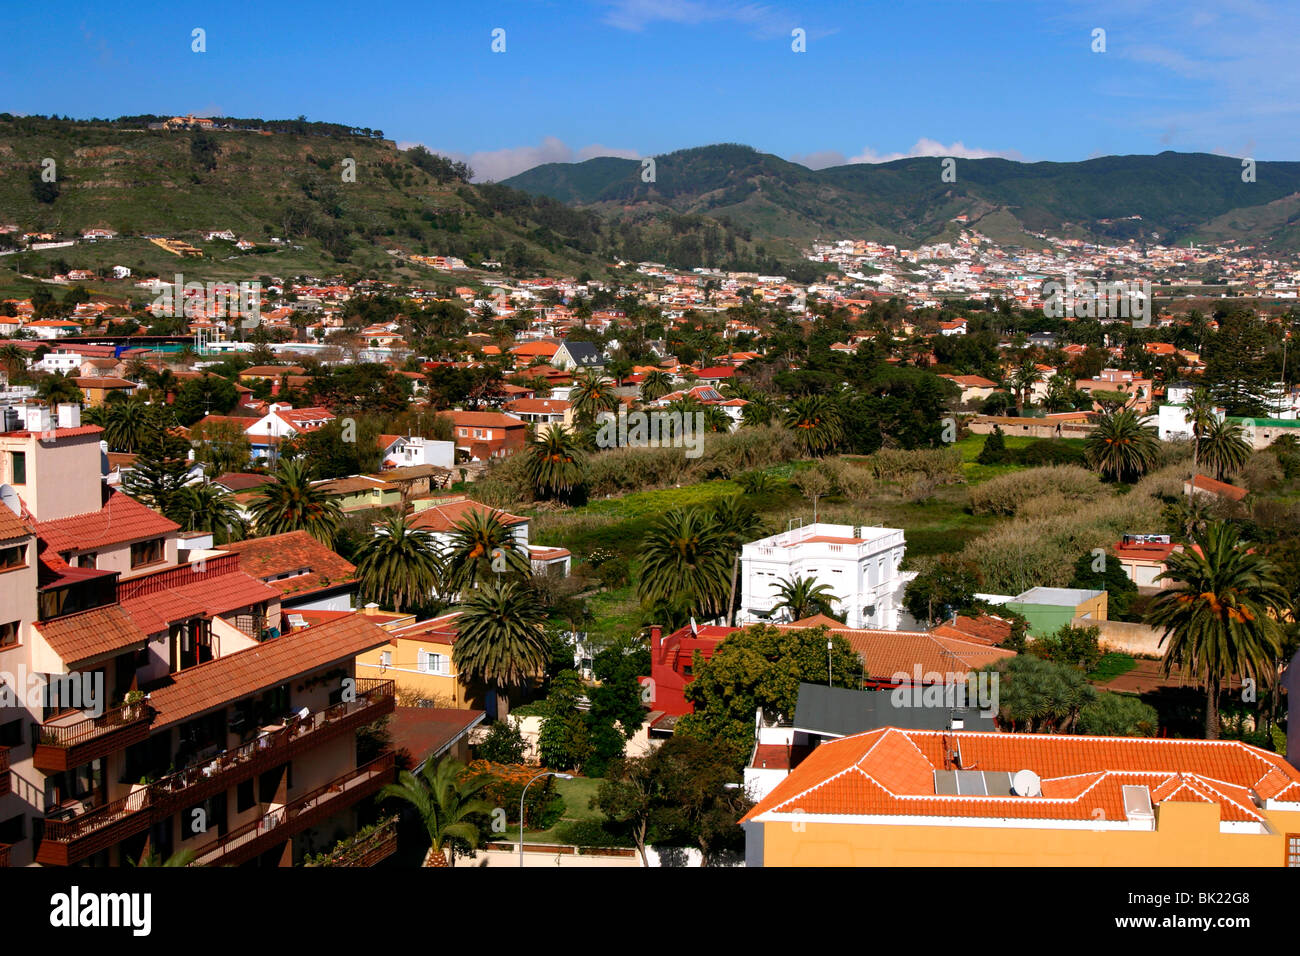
<box><xmin>382</xmin><ymin>435</ymin><xmax>455</xmax><ymax>470</ymax></box>
<box><xmin>738</xmin><ymin>523</ymin><xmax>913</xmax><ymax>630</ymax></box>
<box><xmin>1156</xmin><ymin>402</ymin><xmax>1223</xmax><ymax>441</ymax></box>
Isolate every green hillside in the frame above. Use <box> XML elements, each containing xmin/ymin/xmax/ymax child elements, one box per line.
<box><xmin>504</xmin><ymin>144</ymin><xmax>1300</xmax><ymax>250</ymax></box>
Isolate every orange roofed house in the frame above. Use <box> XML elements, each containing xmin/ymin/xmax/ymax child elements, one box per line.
<box><xmin>0</xmin><ymin>403</ymin><xmax>397</xmax><ymax>867</ymax></box>
<box><xmin>741</xmin><ymin>728</ymin><xmax>1300</xmax><ymax>867</ymax></box>
<box><xmin>447</xmin><ymin>411</ymin><xmax>526</xmax><ymax>462</ymax></box>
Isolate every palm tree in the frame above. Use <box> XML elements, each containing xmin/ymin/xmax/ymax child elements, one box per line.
<box><xmin>740</xmin><ymin>396</ymin><xmax>775</xmax><ymax>427</ymax></box>
<box><xmin>1084</xmin><ymin>408</ymin><xmax>1159</xmax><ymax>482</ymax></box>
<box><xmin>355</xmin><ymin>514</ymin><xmax>443</xmax><ymax>612</ymax></box>
<box><xmin>1009</xmin><ymin>359</ymin><xmax>1040</xmax><ymax>414</ymax></box>
<box><xmin>783</xmin><ymin>395</ymin><xmax>843</xmax><ymax>458</ymax></box>
<box><xmin>639</xmin><ymin>369</ymin><xmax>673</xmax><ymax>402</ymax></box>
<box><xmin>1145</xmin><ymin>522</ymin><xmax>1288</xmax><ymax>740</ymax></box>
<box><xmin>169</xmin><ymin>483</ymin><xmax>249</xmax><ymax>543</ymax></box>
<box><xmin>699</xmin><ymin>404</ymin><xmax>732</xmax><ymax>434</ymax></box>
<box><xmin>452</xmin><ymin>579</ymin><xmax>550</xmax><ymax>719</ymax></box>
<box><xmin>443</xmin><ymin>509</ymin><xmax>530</xmax><ymax>595</ymax></box>
<box><xmin>711</xmin><ymin>496</ymin><xmax>763</xmax><ymax>550</ymax></box>
<box><xmin>101</xmin><ymin>396</ymin><xmax>153</xmax><ymax>453</ymax></box>
<box><xmin>247</xmin><ymin>459</ymin><xmax>343</xmax><ymax>545</ymax></box>
<box><xmin>1185</xmin><ymin>387</ymin><xmax>1217</xmax><ymax>471</ymax></box>
<box><xmin>570</xmin><ymin>368</ymin><xmax>618</xmax><ymax>422</ymax></box>
<box><xmin>1198</xmin><ymin>416</ymin><xmax>1251</xmax><ymax>482</ymax></box>
<box><xmin>522</xmin><ymin>425</ymin><xmax>584</xmax><ymax>500</ymax></box>
<box><xmin>0</xmin><ymin>344</ymin><xmax>27</xmax><ymax>383</ymax></box>
<box><xmin>772</xmin><ymin>574</ymin><xmax>840</xmax><ymax>621</ymax></box>
<box><xmin>638</xmin><ymin>508</ymin><xmax>732</xmax><ymax>618</ymax></box>
<box><xmin>36</xmin><ymin>372</ymin><xmax>82</xmax><ymax>406</ymax></box>
<box><xmin>378</xmin><ymin>757</ymin><xmax>493</xmax><ymax>867</ymax></box>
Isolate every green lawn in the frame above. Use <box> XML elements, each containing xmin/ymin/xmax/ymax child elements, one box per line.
<box><xmin>1086</xmin><ymin>653</ymin><xmax>1138</xmax><ymax>683</ymax></box>
<box><xmin>521</xmin><ymin>775</ymin><xmax>606</xmax><ymax>844</ymax></box>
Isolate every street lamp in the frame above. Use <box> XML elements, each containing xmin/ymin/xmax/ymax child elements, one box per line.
<box><xmin>520</xmin><ymin>770</ymin><xmax>573</xmax><ymax>866</ymax></box>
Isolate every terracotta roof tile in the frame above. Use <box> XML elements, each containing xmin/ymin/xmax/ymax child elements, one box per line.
<box><xmin>145</xmin><ymin>612</ymin><xmax>392</xmax><ymax>729</ymax></box>
<box><xmin>223</xmin><ymin>531</ymin><xmax>357</xmax><ymax>600</ymax></box>
<box><xmin>35</xmin><ymin>604</ymin><xmax>151</xmax><ymax>667</ymax></box>
<box><xmin>35</xmin><ymin>491</ymin><xmax>180</xmax><ymax>554</ymax></box>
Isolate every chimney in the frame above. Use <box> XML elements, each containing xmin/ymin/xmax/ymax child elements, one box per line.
<box><xmin>363</xmin><ymin>603</ymin><xmax>381</xmax><ymax>617</ymax></box>
<box><xmin>650</xmin><ymin>625</ymin><xmax>662</xmax><ymax>660</ymax></box>
<box><xmin>57</xmin><ymin>403</ymin><xmax>81</xmax><ymax>429</ymax></box>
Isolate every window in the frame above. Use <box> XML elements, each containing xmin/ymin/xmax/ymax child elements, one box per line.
<box><xmin>10</xmin><ymin>452</ymin><xmax>25</xmax><ymax>485</ymax></box>
<box><xmin>0</xmin><ymin>717</ymin><xmax>23</xmax><ymax>747</ymax></box>
<box><xmin>0</xmin><ymin>545</ymin><xmax>25</xmax><ymax>571</ymax></box>
<box><xmin>130</xmin><ymin>538</ymin><xmax>165</xmax><ymax>569</ymax></box>
<box><xmin>0</xmin><ymin>813</ymin><xmax>25</xmax><ymax>844</ymax></box>
<box><xmin>1289</xmin><ymin>834</ymin><xmax>1300</xmax><ymax>868</ymax></box>
<box><xmin>0</xmin><ymin>621</ymin><xmax>17</xmax><ymax>648</ymax></box>
<box><xmin>417</xmin><ymin>649</ymin><xmax>446</xmax><ymax>675</ymax></box>
<box><xmin>379</xmin><ymin>651</ymin><xmax>392</xmax><ymax>668</ymax></box>
<box><xmin>236</xmin><ymin>778</ymin><xmax>255</xmax><ymax>813</ymax></box>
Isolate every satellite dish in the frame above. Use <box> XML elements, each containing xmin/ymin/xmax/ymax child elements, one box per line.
<box><xmin>1012</xmin><ymin>769</ymin><xmax>1042</xmax><ymax>797</ymax></box>
<box><xmin>0</xmin><ymin>484</ymin><xmax>19</xmax><ymax>517</ymax></box>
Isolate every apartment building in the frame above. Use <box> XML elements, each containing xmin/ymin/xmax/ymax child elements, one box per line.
<box><xmin>738</xmin><ymin>523</ymin><xmax>913</xmax><ymax>630</ymax></box>
<box><xmin>447</xmin><ymin>411</ymin><xmax>527</xmax><ymax>461</ymax></box>
<box><xmin>0</xmin><ymin>403</ymin><xmax>396</xmax><ymax>867</ymax></box>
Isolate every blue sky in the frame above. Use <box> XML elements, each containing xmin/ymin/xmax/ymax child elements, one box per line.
<box><xmin>6</xmin><ymin>0</ymin><xmax>1298</xmax><ymax>180</ymax></box>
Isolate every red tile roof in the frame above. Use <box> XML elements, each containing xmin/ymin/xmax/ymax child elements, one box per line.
<box><xmin>778</xmin><ymin>617</ymin><xmax>1014</xmax><ymax>681</ymax></box>
<box><xmin>406</xmin><ymin>498</ymin><xmax>527</xmax><ymax>534</ymax></box>
<box><xmin>118</xmin><ymin>557</ymin><xmax>282</xmax><ymax>636</ymax></box>
<box><xmin>1187</xmin><ymin>474</ymin><xmax>1249</xmax><ymax>501</ymax></box>
<box><xmin>35</xmin><ymin>491</ymin><xmax>180</xmax><ymax>553</ymax></box>
<box><xmin>144</xmin><ymin>612</ymin><xmax>393</xmax><ymax>729</ymax></box>
<box><xmin>35</xmin><ymin>604</ymin><xmax>151</xmax><ymax>666</ymax></box>
<box><xmin>222</xmin><ymin>531</ymin><xmax>357</xmax><ymax>600</ymax></box>
<box><xmin>389</xmin><ymin>707</ymin><xmax>485</xmax><ymax>764</ymax></box>
<box><xmin>0</xmin><ymin>505</ymin><xmax>32</xmax><ymax>542</ymax></box>
<box><xmin>742</xmin><ymin>728</ymin><xmax>1300</xmax><ymax>825</ymax></box>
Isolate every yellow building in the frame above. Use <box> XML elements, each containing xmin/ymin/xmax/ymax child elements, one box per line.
<box><xmin>351</xmin><ymin>610</ymin><xmax>478</xmax><ymax>710</ymax></box>
<box><xmin>741</xmin><ymin>728</ymin><xmax>1300</xmax><ymax>867</ymax></box>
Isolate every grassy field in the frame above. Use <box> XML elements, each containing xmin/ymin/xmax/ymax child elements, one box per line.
<box><xmin>521</xmin><ymin>775</ymin><xmax>606</xmax><ymax>843</ymax></box>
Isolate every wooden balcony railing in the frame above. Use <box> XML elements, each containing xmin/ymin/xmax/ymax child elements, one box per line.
<box><xmin>189</xmin><ymin>751</ymin><xmax>396</xmax><ymax>867</ymax></box>
<box><xmin>0</xmin><ymin>843</ymin><xmax>10</xmax><ymax>868</ymax></box>
<box><xmin>315</xmin><ymin>816</ymin><xmax>400</xmax><ymax>867</ymax></box>
<box><xmin>33</xmin><ymin>701</ymin><xmax>155</xmax><ymax>773</ymax></box>
<box><xmin>0</xmin><ymin>746</ymin><xmax>9</xmax><ymax>798</ymax></box>
<box><xmin>34</xmin><ymin>681</ymin><xmax>394</xmax><ymax>866</ymax></box>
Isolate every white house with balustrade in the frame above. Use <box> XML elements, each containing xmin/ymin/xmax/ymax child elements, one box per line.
<box><xmin>738</xmin><ymin>523</ymin><xmax>915</xmax><ymax>630</ymax></box>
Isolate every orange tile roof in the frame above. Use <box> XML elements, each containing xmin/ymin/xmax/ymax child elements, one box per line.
<box><xmin>118</xmin><ymin>558</ymin><xmax>282</xmax><ymax>636</ymax></box>
<box><xmin>0</xmin><ymin>505</ymin><xmax>32</xmax><ymax>542</ymax></box>
<box><xmin>144</xmin><ymin>612</ymin><xmax>393</xmax><ymax>729</ymax></box>
<box><xmin>407</xmin><ymin>498</ymin><xmax>527</xmax><ymax>534</ymax></box>
<box><xmin>742</xmin><ymin>728</ymin><xmax>1300</xmax><ymax>825</ymax></box>
<box><xmin>35</xmin><ymin>604</ymin><xmax>151</xmax><ymax>667</ymax></box>
<box><xmin>777</xmin><ymin>619</ymin><xmax>1014</xmax><ymax>681</ymax></box>
<box><xmin>35</xmin><ymin>491</ymin><xmax>180</xmax><ymax>553</ymax></box>
<box><xmin>222</xmin><ymin>531</ymin><xmax>357</xmax><ymax>599</ymax></box>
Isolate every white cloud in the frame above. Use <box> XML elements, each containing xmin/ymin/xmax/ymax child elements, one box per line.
<box><xmin>792</xmin><ymin>139</ymin><xmax>1022</xmax><ymax>169</ymax></box>
<box><xmin>402</xmin><ymin>137</ymin><xmax>641</xmax><ymax>182</ymax></box>
<box><xmin>600</xmin><ymin>0</ymin><xmax>793</xmax><ymax>37</ymax></box>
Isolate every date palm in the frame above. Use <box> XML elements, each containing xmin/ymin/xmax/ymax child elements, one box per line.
<box><xmin>1198</xmin><ymin>416</ymin><xmax>1251</xmax><ymax>482</ymax></box>
<box><xmin>442</xmin><ymin>508</ymin><xmax>530</xmax><ymax>595</ymax></box>
<box><xmin>638</xmin><ymin>507</ymin><xmax>732</xmax><ymax>619</ymax></box>
<box><xmin>740</xmin><ymin>396</ymin><xmax>775</xmax><ymax>427</ymax></box>
<box><xmin>1185</xmin><ymin>387</ymin><xmax>1217</xmax><ymax>470</ymax></box>
<box><xmin>355</xmin><ymin>514</ymin><xmax>444</xmax><ymax>613</ymax></box>
<box><xmin>37</xmin><ymin>371</ymin><xmax>82</xmax><ymax>406</ymax></box>
<box><xmin>168</xmin><ymin>483</ymin><xmax>249</xmax><ymax>543</ymax></box>
<box><xmin>1009</xmin><ymin>359</ymin><xmax>1040</xmax><ymax>414</ymax></box>
<box><xmin>452</xmin><ymin>578</ymin><xmax>550</xmax><ymax>719</ymax></box>
<box><xmin>1084</xmin><ymin>408</ymin><xmax>1159</xmax><ymax>482</ymax></box>
<box><xmin>783</xmin><ymin>394</ymin><xmax>843</xmax><ymax>458</ymax></box>
<box><xmin>522</xmin><ymin>425</ymin><xmax>585</xmax><ymax>500</ymax></box>
<box><xmin>1145</xmin><ymin>522</ymin><xmax>1288</xmax><ymax>740</ymax></box>
<box><xmin>639</xmin><ymin>369</ymin><xmax>673</xmax><ymax>402</ymax></box>
<box><xmin>247</xmin><ymin>458</ymin><xmax>342</xmax><ymax>546</ymax></box>
<box><xmin>378</xmin><ymin>757</ymin><xmax>493</xmax><ymax>867</ymax></box>
<box><xmin>101</xmin><ymin>395</ymin><xmax>154</xmax><ymax>453</ymax></box>
<box><xmin>570</xmin><ymin>368</ymin><xmax>618</xmax><ymax>422</ymax></box>
<box><xmin>772</xmin><ymin>574</ymin><xmax>840</xmax><ymax>622</ymax></box>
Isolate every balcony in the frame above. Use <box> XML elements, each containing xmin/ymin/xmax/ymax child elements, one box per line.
<box><xmin>0</xmin><ymin>843</ymin><xmax>9</xmax><ymax>868</ymax></box>
<box><xmin>33</xmin><ymin>701</ymin><xmax>156</xmax><ymax>773</ymax></box>
<box><xmin>189</xmin><ymin>751</ymin><xmax>396</xmax><ymax>867</ymax></box>
<box><xmin>314</xmin><ymin>816</ymin><xmax>399</xmax><ymax>867</ymax></box>
<box><xmin>0</xmin><ymin>746</ymin><xmax>9</xmax><ymax>797</ymax></box>
<box><xmin>33</xmin><ymin>681</ymin><xmax>394</xmax><ymax>866</ymax></box>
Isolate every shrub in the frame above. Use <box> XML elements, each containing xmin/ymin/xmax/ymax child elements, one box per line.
<box><xmin>1027</xmin><ymin>623</ymin><xmax>1104</xmax><ymax>672</ymax></box>
<box><xmin>466</xmin><ymin>760</ymin><xmax>565</xmax><ymax>829</ymax></box>
<box><xmin>968</xmin><ymin>465</ymin><xmax>1102</xmax><ymax>516</ymax></box>
<box><xmin>1078</xmin><ymin>692</ymin><xmax>1158</xmax><ymax>737</ymax></box>
<box><xmin>477</xmin><ymin>720</ymin><xmax>527</xmax><ymax>764</ymax></box>
<box><xmin>866</xmin><ymin>447</ymin><xmax>962</xmax><ymax>482</ymax></box>
<box><xmin>554</xmin><ymin>818</ymin><xmax>635</xmax><ymax>848</ymax></box>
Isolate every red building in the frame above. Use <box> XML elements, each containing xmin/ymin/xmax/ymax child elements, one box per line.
<box><xmin>645</xmin><ymin>623</ymin><xmax>733</xmax><ymax>718</ymax></box>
